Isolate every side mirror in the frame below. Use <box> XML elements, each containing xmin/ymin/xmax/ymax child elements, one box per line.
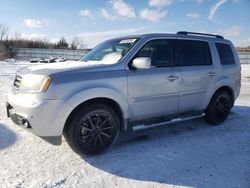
<box><xmin>132</xmin><ymin>57</ymin><xmax>151</xmax><ymax>69</ymax></box>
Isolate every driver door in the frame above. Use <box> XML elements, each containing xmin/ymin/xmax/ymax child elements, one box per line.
<box><xmin>127</xmin><ymin>39</ymin><xmax>180</xmax><ymax>121</ymax></box>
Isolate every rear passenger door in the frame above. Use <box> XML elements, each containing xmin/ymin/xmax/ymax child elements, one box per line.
<box><xmin>176</xmin><ymin>39</ymin><xmax>218</xmax><ymax>112</ymax></box>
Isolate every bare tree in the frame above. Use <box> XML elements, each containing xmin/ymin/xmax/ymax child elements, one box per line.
<box><xmin>55</xmin><ymin>37</ymin><xmax>68</xmax><ymax>49</ymax></box>
<box><xmin>70</xmin><ymin>40</ymin><xmax>77</xmax><ymax>50</ymax></box>
<box><xmin>12</xmin><ymin>31</ymin><xmax>22</xmax><ymax>41</ymax></box>
<box><xmin>0</xmin><ymin>23</ymin><xmax>9</xmax><ymax>41</ymax></box>
<box><xmin>70</xmin><ymin>36</ymin><xmax>87</xmax><ymax>49</ymax></box>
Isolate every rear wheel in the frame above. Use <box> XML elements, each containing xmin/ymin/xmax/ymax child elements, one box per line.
<box><xmin>64</xmin><ymin>104</ymin><xmax>120</xmax><ymax>155</ymax></box>
<box><xmin>204</xmin><ymin>90</ymin><xmax>233</xmax><ymax>125</ymax></box>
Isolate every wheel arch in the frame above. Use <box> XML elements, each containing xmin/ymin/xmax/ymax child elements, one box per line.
<box><xmin>64</xmin><ymin>97</ymin><xmax>128</xmax><ymax>133</ymax></box>
<box><xmin>206</xmin><ymin>85</ymin><xmax>235</xmax><ymax>109</ymax></box>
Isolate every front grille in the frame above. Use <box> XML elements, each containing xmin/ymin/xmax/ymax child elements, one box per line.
<box><xmin>13</xmin><ymin>75</ymin><xmax>22</xmax><ymax>90</ymax></box>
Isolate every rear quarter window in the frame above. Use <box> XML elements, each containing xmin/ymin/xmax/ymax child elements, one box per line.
<box><xmin>216</xmin><ymin>43</ymin><xmax>235</xmax><ymax>65</ymax></box>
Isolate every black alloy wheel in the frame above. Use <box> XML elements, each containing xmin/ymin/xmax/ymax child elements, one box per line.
<box><xmin>64</xmin><ymin>104</ymin><xmax>120</xmax><ymax>155</ymax></box>
<box><xmin>205</xmin><ymin>90</ymin><xmax>233</xmax><ymax>125</ymax></box>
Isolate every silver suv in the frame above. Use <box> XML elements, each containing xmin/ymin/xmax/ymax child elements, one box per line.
<box><xmin>7</xmin><ymin>31</ymin><xmax>241</xmax><ymax>155</ymax></box>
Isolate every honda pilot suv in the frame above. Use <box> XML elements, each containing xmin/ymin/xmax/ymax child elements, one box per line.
<box><xmin>6</xmin><ymin>31</ymin><xmax>241</xmax><ymax>155</ymax></box>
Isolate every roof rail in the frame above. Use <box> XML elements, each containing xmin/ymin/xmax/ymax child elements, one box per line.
<box><xmin>177</xmin><ymin>31</ymin><xmax>224</xmax><ymax>39</ymax></box>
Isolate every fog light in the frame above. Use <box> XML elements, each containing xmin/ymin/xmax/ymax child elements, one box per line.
<box><xmin>22</xmin><ymin>119</ymin><xmax>31</xmax><ymax>128</ymax></box>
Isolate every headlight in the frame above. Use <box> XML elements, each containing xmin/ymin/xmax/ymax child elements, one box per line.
<box><xmin>19</xmin><ymin>74</ymin><xmax>52</xmax><ymax>93</ymax></box>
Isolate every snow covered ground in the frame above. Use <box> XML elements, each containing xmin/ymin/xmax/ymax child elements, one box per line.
<box><xmin>0</xmin><ymin>60</ymin><xmax>250</xmax><ymax>188</ymax></box>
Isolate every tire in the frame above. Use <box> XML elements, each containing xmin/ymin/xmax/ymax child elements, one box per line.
<box><xmin>204</xmin><ymin>90</ymin><xmax>234</xmax><ymax>125</ymax></box>
<box><xmin>64</xmin><ymin>104</ymin><xmax>120</xmax><ymax>155</ymax></box>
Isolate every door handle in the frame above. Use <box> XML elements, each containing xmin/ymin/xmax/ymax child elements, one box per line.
<box><xmin>167</xmin><ymin>75</ymin><xmax>179</xmax><ymax>81</ymax></box>
<box><xmin>208</xmin><ymin>71</ymin><xmax>216</xmax><ymax>77</ymax></box>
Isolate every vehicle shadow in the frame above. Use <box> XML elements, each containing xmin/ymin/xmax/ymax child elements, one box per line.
<box><xmin>0</xmin><ymin>123</ymin><xmax>17</xmax><ymax>150</ymax></box>
<box><xmin>82</xmin><ymin>105</ymin><xmax>250</xmax><ymax>187</ymax></box>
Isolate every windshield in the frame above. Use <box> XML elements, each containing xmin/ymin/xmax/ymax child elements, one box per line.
<box><xmin>79</xmin><ymin>38</ymin><xmax>138</xmax><ymax>64</ymax></box>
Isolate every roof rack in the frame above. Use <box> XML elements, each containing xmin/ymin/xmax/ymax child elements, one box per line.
<box><xmin>177</xmin><ymin>31</ymin><xmax>224</xmax><ymax>39</ymax></box>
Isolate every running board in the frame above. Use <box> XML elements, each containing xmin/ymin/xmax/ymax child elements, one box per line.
<box><xmin>132</xmin><ymin>113</ymin><xmax>205</xmax><ymax>131</ymax></box>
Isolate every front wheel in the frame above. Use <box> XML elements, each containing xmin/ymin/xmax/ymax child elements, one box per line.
<box><xmin>204</xmin><ymin>90</ymin><xmax>233</xmax><ymax>125</ymax></box>
<box><xmin>64</xmin><ymin>104</ymin><xmax>120</xmax><ymax>155</ymax></box>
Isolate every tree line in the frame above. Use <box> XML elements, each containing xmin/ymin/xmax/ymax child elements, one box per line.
<box><xmin>0</xmin><ymin>23</ymin><xmax>87</xmax><ymax>60</ymax></box>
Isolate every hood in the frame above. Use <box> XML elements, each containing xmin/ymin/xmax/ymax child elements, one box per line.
<box><xmin>17</xmin><ymin>60</ymin><xmax>116</xmax><ymax>75</ymax></box>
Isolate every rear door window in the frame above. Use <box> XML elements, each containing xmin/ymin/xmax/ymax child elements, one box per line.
<box><xmin>176</xmin><ymin>40</ymin><xmax>212</xmax><ymax>66</ymax></box>
<box><xmin>216</xmin><ymin>43</ymin><xmax>235</xmax><ymax>65</ymax></box>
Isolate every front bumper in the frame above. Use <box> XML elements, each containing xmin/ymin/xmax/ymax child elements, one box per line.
<box><xmin>6</xmin><ymin>92</ymin><xmax>73</xmax><ymax>138</ymax></box>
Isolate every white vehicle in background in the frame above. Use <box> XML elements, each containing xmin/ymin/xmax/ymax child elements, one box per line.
<box><xmin>6</xmin><ymin>58</ymin><xmax>16</xmax><ymax>63</ymax></box>
<box><xmin>29</xmin><ymin>56</ymin><xmax>67</xmax><ymax>63</ymax></box>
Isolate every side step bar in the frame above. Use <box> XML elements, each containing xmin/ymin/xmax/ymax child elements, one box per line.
<box><xmin>132</xmin><ymin>113</ymin><xmax>205</xmax><ymax>131</ymax></box>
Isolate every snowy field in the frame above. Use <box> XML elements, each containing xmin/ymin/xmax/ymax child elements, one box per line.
<box><xmin>0</xmin><ymin>61</ymin><xmax>250</xmax><ymax>188</ymax></box>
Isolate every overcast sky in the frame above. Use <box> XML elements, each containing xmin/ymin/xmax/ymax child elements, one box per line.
<box><xmin>0</xmin><ymin>0</ymin><xmax>249</xmax><ymax>47</ymax></box>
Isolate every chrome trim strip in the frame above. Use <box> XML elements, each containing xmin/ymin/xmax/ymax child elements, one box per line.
<box><xmin>180</xmin><ymin>89</ymin><xmax>206</xmax><ymax>97</ymax></box>
<box><xmin>131</xmin><ymin>92</ymin><xmax>179</xmax><ymax>103</ymax></box>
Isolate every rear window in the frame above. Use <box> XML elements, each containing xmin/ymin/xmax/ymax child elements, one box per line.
<box><xmin>216</xmin><ymin>43</ymin><xmax>235</xmax><ymax>65</ymax></box>
<box><xmin>177</xmin><ymin>40</ymin><xmax>212</xmax><ymax>66</ymax></box>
